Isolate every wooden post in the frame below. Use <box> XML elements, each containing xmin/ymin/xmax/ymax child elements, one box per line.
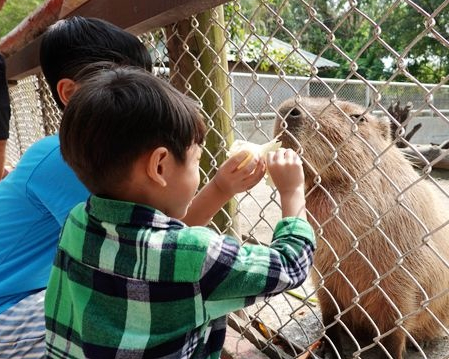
<box><xmin>166</xmin><ymin>6</ymin><xmax>238</xmax><ymax>234</ymax></box>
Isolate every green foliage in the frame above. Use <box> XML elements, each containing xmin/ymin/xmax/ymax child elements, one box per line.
<box><xmin>227</xmin><ymin>35</ymin><xmax>311</xmax><ymax>76</ymax></box>
<box><xmin>224</xmin><ymin>1</ymin><xmax>311</xmax><ymax>75</ymax></box>
<box><xmin>258</xmin><ymin>44</ymin><xmax>311</xmax><ymax>76</ymax></box>
<box><xmin>225</xmin><ymin>0</ymin><xmax>449</xmax><ymax>83</ymax></box>
<box><xmin>0</xmin><ymin>0</ymin><xmax>45</xmax><ymax>38</ymax></box>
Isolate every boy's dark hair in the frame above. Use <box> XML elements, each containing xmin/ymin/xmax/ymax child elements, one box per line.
<box><xmin>40</xmin><ymin>16</ymin><xmax>152</xmax><ymax>109</ymax></box>
<box><xmin>60</xmin><ymin>64</ymin><xmax>206</xmax><ymax>194</ymax></box>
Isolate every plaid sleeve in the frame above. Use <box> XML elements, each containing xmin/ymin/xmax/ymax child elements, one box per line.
<box><xmin>0</xmin><ymin>55</ymin><xmax>10</xmax><ymax>140</ymax></box>
<box><xmin>45</xmin><ymin>202</ymin><xmax>314</xmax><ymax>358</ymax></box>
<box><xmin>199</xmin><ymin>217</ymin><xmax>315</xmax><ymax>319</ymax></box>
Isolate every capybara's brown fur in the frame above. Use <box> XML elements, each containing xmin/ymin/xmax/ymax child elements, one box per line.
<box><xmin>274</xmin><ymin>97</ymin><xmax>449</xmax><ymax>359</ymax></box>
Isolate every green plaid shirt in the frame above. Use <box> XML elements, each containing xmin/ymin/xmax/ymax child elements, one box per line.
<box><xmin>45</xmin><ymin>195</ymin><xmax>315</xmax><ymax>359</ymax></box>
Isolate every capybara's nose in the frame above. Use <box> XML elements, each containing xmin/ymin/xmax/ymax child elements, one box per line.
<box><xmin>282</xmin><ymin>106</ymin><xmax>303</xmax><ymax>129</ymax></box>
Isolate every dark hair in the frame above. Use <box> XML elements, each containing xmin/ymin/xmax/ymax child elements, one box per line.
<box><xmin>40</xmin><ymin>16</ymin><xmax>152</xmax><ymax>109</ymax></box>
<box><xmin>60</xmin><ymin>64</ymin><xmax>206</xmax><ymax>194</ymax></box>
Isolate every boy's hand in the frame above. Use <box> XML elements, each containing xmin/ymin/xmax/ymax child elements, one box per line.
<box><xmin>212</xmin><ymin>150</ymin><xmax>266</xmax><ymax>197</ymax></box>
<box><xmin>267</xmin><ymin>148</ymin><xmax>304</xmax><ymax>195</ymax></box>
<box><xmin>267</xmin><ymin>149</ymin><xmax>306</xmax><ymax>219</ymax></box>
<box><xmin>182</xmin><ymin>151</ymin><xmax>265</xmax><ymax>226</ymax></box>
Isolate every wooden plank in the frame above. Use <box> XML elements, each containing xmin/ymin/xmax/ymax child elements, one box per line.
<box><xmin>59</xmin><ymin>0</ymin><xmax>90</xmax><ymax>18</ymax></box>
<box><xmin>0</xmin><ymin>0</ymin><xmax>62</xmax><ymax>56</ymax></box>
<box><xmin>5</xmin><ymin>36</ymin><xmax>43</xmax><ymax>81</ymax></box>
<box><xmin>402</xmin><ymin>145</ymin><xmax>449</xmax><ymax>170</ymax></box>
<box><xmin>64</xmin><ymin>0</ymin><xmax>230</xmax><ymax>35</ymax></box>
<box><xmin>5</xmin><ymin>0</ymin><xmax>230</xmax><ymax>81</ymax></box>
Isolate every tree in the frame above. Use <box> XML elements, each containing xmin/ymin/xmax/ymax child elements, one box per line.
<box><xmin>225</xmin><ymin>0</ymin><xmax>449</xmax><ymax>83</ymax></box>
<box><xmin>0</xmin><ymin>0</ymin><xmax>45</xmax><ymax>38</ymax></box>
<box><xmin>224</xmin><ymin>0</ymin><xmax>312</xmax><ymax>75</ymax></box>
<box><xmin>297</xmin><ymin>0</ymin><xmax>449</xmax><ymax>83</ymax></box>
<box><xmin>380</xmin><ymin>0</ymin><xmax>449</xmax><ymax>83</ymax></box>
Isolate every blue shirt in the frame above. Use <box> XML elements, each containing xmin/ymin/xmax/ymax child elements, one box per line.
<box><xmin>0</xmin><ymin>135</ymin><xmax>89</xmax><ymax>313</ymax></box>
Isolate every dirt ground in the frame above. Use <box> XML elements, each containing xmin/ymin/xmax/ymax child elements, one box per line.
<box><xmin>237</xmin><ymin>169</ymin><xmax>449</xmax><ymax>359</ymax></box>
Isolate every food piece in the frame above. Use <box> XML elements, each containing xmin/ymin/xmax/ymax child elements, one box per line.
<box><xmin>229</xmin><ymin>139</ymin><xmax>282</xmax><ymax>166</ymax></box>
<box><xmin>228</xmin><ymin>139</ymin><xmax>283</xmax><ymax>186</ymax></box>
<box><xmin>236</xmin><ymin>151</ymin><xmax>254</xmax><ymax>170</ymax></box>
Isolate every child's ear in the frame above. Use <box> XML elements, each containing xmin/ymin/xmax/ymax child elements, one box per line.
<box><xmin>57</xmin><ymin>78</ymin><xmax>78</xmax><ymax>106</ymax></box>
<box><xmin>145</xmin><ymin>147</ymin><xmax>169</xmax><ymax>187</ymax></box>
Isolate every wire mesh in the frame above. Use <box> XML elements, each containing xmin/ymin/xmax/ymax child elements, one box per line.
<box><xmin>5</xmin><ymin>1</ymin><xmax>449</xmax><ymax>358</ymax></box>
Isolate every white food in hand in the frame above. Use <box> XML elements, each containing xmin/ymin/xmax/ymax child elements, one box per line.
<box><xmin>228</xmin><ymin>139</ymin><xmax>282</xmax><ymax>187</ymax></box>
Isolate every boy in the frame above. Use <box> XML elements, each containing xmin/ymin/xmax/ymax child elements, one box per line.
<box><xmin>45</xmin><ymin>64</ymin><xmax>315</xmax><ymax>358</ymax></box>
<box><xmin>0</xmin><ymin>16</ymin><xmax>263</xmax><ymax>358</ymax></box>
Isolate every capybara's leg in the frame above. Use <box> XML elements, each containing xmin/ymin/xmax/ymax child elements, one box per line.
<box><xmin>315</xmin><ymin>325</ymin><xmax>343</xmax><ymax>359</ymax></box>
<box><xmin>379</xmin><ymin>330</ymin><xmax>406</xmax><ymax>359</ymax></box>
<box><xmin>318</xmin><ymin>293</ymin><xmax>345</xmax><ymax>359</ymax></box>
<box><xmin>322</xmin><ymin>321</ymin><xmax>344</xmax><ymax>359</ymax></box>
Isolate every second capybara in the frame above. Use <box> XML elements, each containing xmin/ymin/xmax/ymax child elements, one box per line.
<box><xmin>274</xmin><ymin>97</ymin><xmax>449</xmax><ymax>359</ymax></box>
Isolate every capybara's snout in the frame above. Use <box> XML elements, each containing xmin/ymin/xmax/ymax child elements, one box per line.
<box><xmin>274</xmin><ymin>104</ymin><xmax>306</xmax><ymax>151</ymax></box>
<box><xmin>276</xmin><ymin>105</ymin><xmax>304</xmax><ymax>132</ymax></box>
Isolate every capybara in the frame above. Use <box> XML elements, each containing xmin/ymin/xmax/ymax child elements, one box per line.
<box><xmin>273</xmin><ymin>97</ymin><xmax>449</xmax><ymax>359</ymax></box>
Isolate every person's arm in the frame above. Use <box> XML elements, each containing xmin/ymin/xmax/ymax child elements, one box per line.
<box><xmin>192</xmin><ymin>216</ymin><xmax>315</xmax><ymax>320</ymax></box>
<box><xmin>194</xmin><ymin>148</ymin><xmax>313</xmax><ymax>319</ymax></box>
<box><xmin>0</xmin><ymin>54</ymin><xmax>10</xmax><ymax>180</ymax></box>
<box><xmin>181</xmin><ymin>150</ymin><xmax>265</xmax><ymax>226</ymax></box>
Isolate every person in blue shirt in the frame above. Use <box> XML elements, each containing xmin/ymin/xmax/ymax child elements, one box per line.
<box><xmin>0</xmin><ymin>16</ymin><xmax>265</xmax><ymax>358</ymax></box>
<box><xmin>0</xmin><ymin>17</ymin><xmax>152</xmax><ymax>359</ymax></box>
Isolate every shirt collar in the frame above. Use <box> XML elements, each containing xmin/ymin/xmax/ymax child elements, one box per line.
<box><xmin>86</xmin><ymin>195</ymin><xmax>185</xmax><ymax>229</ymax></box>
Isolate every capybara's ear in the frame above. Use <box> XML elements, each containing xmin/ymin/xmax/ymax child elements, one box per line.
<box><xmin>378</xmin><ymin>116</ymin><xmax>392</xmax><ymax>140</ymax></box>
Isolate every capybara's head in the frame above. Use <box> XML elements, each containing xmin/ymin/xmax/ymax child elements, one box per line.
<box><xmin>274</xmin><ymin>97</ymin><xmax>393</xmax><ymax>188</ymax></box>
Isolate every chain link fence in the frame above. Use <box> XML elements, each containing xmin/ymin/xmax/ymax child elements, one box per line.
<box><xmin>5</xmin><ymin>1</ymin><xmax>449</xmax><ymax>358</ymax></box>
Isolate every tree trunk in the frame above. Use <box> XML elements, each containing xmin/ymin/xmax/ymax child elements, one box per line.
<box><xmin>402</xmin><ymin>144</ymin><xmax>449</xmax><ymax>170</ymax></box>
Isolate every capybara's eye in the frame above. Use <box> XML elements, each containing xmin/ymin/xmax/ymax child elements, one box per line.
<box><xmin>350</xmin><ymin>114</ymin><xmax>367</xmax><ymax>123</ymax></box>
